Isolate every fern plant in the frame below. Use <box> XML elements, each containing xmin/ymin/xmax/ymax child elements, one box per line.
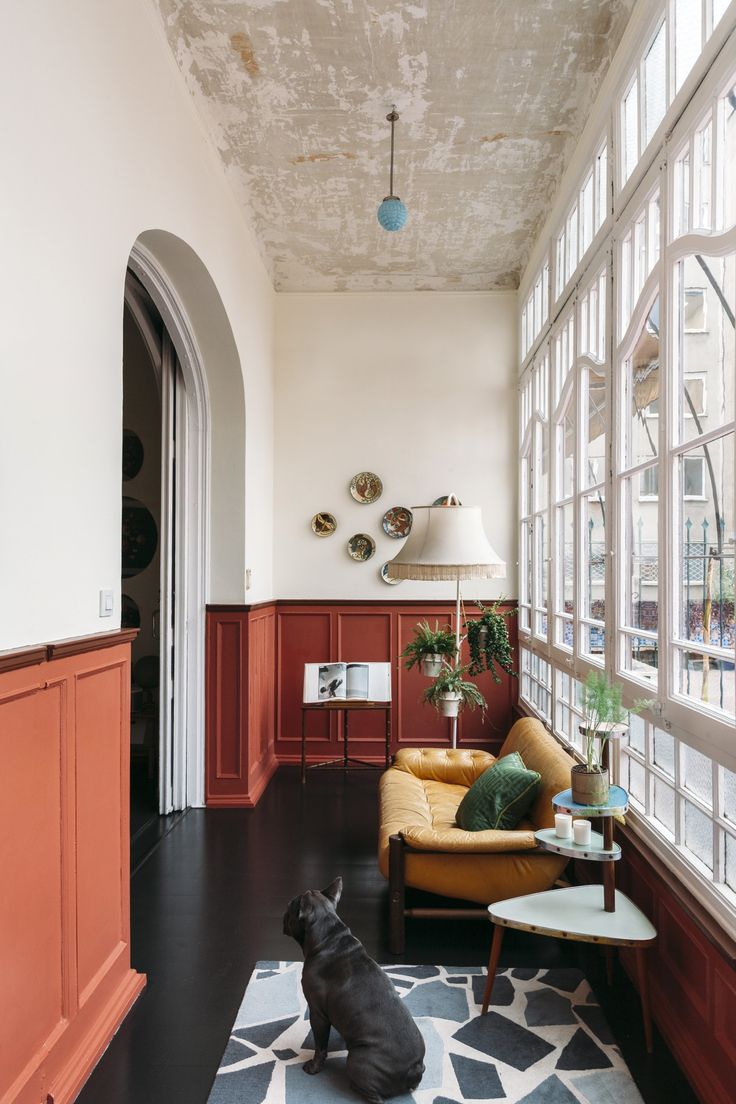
<box><xmin>400</xmin><ymin>621</ymin><xmax>458</xmax><ymax>670</ymax></box>
<box><xmin>422</xmin><ymin>664</ymin><xmax>486</xmax><ymax>715</ymax></box>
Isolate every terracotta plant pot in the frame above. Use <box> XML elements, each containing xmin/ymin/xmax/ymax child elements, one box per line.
<box><xmin>420</xmin><ymin>654</ymin><xmax>444</xmax><ymax>677</ymax></box>
<box><xmin>571</xmin><ymin>764</ymin><xmax>610</xmax><ymax>806</ymax></box>
<box><xmin>439</xmin><ymin>692</ymin><xmax>461</xmax><ymax>717</ymax></box>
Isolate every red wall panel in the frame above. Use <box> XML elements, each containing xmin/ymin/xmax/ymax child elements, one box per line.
<box><xmin>275</xmin><ymin>601</ymin><xmax>518</xmax><ymax>764</ymax></box>
<box><xmin>0</xmin><ymin>637</ymin><xmax>144</xmax><ymax>1104</ymax></box>
<box><xmin>612</xmin><ymin>832</ymin><xmax>736</xmax><ymax>1104</ymax></box>
<box><xmin>206</xmin><ymin>605</ymin><xmax>278</xmax><ymax>807</ymax></box>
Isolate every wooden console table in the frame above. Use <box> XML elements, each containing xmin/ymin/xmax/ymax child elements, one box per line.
<box><xmin>300</xmin><ymin>699</ymin><xmax>391</xmax><ymax>783</ymax></box>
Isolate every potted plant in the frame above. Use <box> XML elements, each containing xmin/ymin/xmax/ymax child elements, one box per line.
<box><xmin>572</xmin><ymin>671</ymin><xmax>644</xmax><ymax>805</ymax></box>
<box><xmin>423</xmin><ymin>664</ymin><xmax>487</xmax><ymax>719</ymax></box>
<box><xmin>465</xmin><ymin>600</ymin><xmax>517</xmax><ymax>682</ymax></box>
<box><xmin>400</xmin><ymin>620</ymin><xmax>458</xmax><ymax>677</ymax></box>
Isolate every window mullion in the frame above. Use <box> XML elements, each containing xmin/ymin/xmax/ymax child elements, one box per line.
<box><xmin>660</xmin><ymin>152</ymin><xmax>672</xmax><ymax>720</ymax></box>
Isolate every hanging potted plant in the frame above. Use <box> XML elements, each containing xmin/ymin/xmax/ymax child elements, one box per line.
<box><xmin>400</xmin><ymin>620</ymin><xmax>458</xmax><ymax>677</ymax></box>
<box><xmin>573</xmin><ymin>671</ymin><xmax>644</xmax><ymax>805</ymax></box>
<box><xmin>423</xmin><ymin>664</ymin><xmax>486</xmax><ymax>719</ymax></box>
<box><xmin>465</xmin><ymin>600</ymin><xmax>517</xmax><ymax>682</ymax></box>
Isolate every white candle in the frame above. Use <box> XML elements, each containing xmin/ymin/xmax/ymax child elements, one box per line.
<box><xmin>573</xmin><ymin>818</ymin><xmax>592</xmax><ymax>846</ymax></box>
<box><xmin>555</xmin><ymin>813</ymin><xmax>573</xmax><ymax>838</ymax></box>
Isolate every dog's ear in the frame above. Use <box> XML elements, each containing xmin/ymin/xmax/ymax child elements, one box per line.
<box><xmin>298</xmin><ymin>892</ymin><xmax>315</xmax><ymax>922</ymax></box>
<box><xmin>321</xmin><ymin>876</ymin><xmax>343</xmax><ymax>908</ymax></box>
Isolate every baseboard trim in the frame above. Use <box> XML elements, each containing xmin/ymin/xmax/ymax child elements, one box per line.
<box><xmin>48</xmin><ymin>969</ymin><xmax>145</xmax><ymax>1104</ymax></box>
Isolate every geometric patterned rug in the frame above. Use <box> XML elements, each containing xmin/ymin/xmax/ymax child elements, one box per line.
<box><xmin>207</xmin><ymin>961</ymin><xmax>644</xmax><ymax>1103</ymax></box>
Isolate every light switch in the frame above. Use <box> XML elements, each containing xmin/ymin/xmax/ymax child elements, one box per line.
<box><xmin>99</xmin><ymin>589</ymin><xmax>114</xmax><ymax>617</ymax></box>
<box><xmin>245</xmin><ymin>568</ymin><xmax>252</xmax><ymax>590</ymax></box>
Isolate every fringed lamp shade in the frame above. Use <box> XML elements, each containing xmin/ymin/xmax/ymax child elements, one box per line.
<box><xmin>386</xmin><ymin>504</ymin><xmax>506</xmax><ymax>581</ymax></box>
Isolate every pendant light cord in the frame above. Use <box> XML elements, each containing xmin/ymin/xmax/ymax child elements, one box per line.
<box><xmin>387</xmin><ymin>105</ymin><xmax>398</xmax><ymax>197</ymax></box>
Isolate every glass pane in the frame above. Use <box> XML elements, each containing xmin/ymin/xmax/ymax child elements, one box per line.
<box><xmin>654</xmin><ymin>727</ymin><xmax>676</xmax><ymax>779</ymax></box>
<box><xmin>520</xmin><ymin>520</ymin><xmax>532</xmax><ymax>605</ymax></box>
<box><xmin>719</xmin><ymin>81</ymin><xmax>736</xmax><ymax>231</ymax></box>
<box><xmin>535</xmin><ymin>514</ymin><xmax>548</xmax><ymax>639</ymax></box>
<box><xmin>674</xmin><ymin>0</ymin><xmax>702</xmax><ymax>92</ymax></box>
<box><xmin>694</xmin><ymin>120</ymin><xmax>712</xmax><ymax>231</ymax></box>
<box><xmin>724</xmin><ymin>833</ymin><xmax>736</xmax><ymax>893</ymax></box>
<box><xmin>625</xmin><ymin>298</ymin><xmax>660</xmax><ymax>468</ymax></box>
<box><xmin>644</xmin><ymin>22</ymin><xmax>667</xmax><ymax>146</ymax></box>
<box><xmin>676</xmin><ymin>648</ymin><xmax>736</xmax><ymax>718</ymax></box>
<box><xmin>595</xmin><ymin>143</ymin><xmax>608</xmax><ymax>231</ymax></box>
<box><xmin>535</xmin><ymin>421</ymin><xmax>549</xmax><ymax>511</ymax></box>
<box><xmin>722</xmin><ymin>766</ymin><xmax>736</xmax><ymax>823</ymax></box>
<box><xmin>682</xmin><ymin>743</ymin><xmax>713</xmax><ymax>806</ymax></box>
<box><xmin>581</xmin><ymin>173</ymin><xmax>594</xmax><ymax>256</ymax></box>
<box><xmin>625</xmin><ymin>471</ymin><xmax>659</xmax><ymax>631</ymax></box>
<box><xmin>628</xmin><ymin>713</ymin><xmax>646</xmax><ymax>755</ymax></box>
<box><xmin>713</xmin><ymin>0</ymin><xmax>729</xmax><ymax>27</ymax></box>
<box><xmin>556</xmin><ymin>504</ymin><xmax>574</xmax><ymax>648</ymax></box>
<box><xmin>558</xmin><ymin>404</ymin><xmax>575</xmax><ymax>500</ymax></box>
<box><xmin>653</xmin><ymin>776</ymin><xmax>675</xmax><ymax>834</ymax></box>
<box><xmin>674</xmin><ymin>148</ymin><xmax>691</xmax><ymax>238</ymax></box>
<box><xmin>683</xmin><ymin>800</ymin><xmax>714</xmax><ymax>870</ymax></box>
<box><xmin>583</xmin><ymin>490</ymin><xmax>606</xmax><ymax>625</ymax></box>
<box><xmin>623</xmin><ymin>78</ymin><xmax>639</xmax><ymax>183</ymax></box>
<box><xmin>675</xmin><ymin>254</ymin><xmax>735</xmax><ymax>444</ymax></box>
<box><xmin>677</xmin><ymin>434</ymin><xmax>735</xmax><ymax>659</ymax></box>
<box><xmin>584</xmin><ymin>365</ymin><xmax>607</xmax><ymax>489</ymax></box>
<box><xmin>623</xmin><ymin>753</ymin><xmax>646</xmax><ymax>807</ymax></box>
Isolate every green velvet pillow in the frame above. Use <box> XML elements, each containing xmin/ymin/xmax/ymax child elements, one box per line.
<box><xmin>456</xmin><ymin>751</ymin><xmax>541</xmax><ymax>832</ymax></box>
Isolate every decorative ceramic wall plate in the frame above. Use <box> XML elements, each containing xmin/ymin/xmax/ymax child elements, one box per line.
<box><xmin>311</xmin><ymin>512</ymin><xmax>337</xmax><ymax>537</ymax></box>
<box><xmin>433</xmin><ymin>494</ymin><xmax>463</xmax><ymax>506</ymax></box>
<box><xmin>347</xmin><ymin>533</ymin><xmax>376</xmax><ymax>561</ymax></box>
<box><xmin>380</xmin><ymin>562</ymin><xmax>401</xmax><ymax>585</ymax></box>
<box><xmin>382</xmin><ymin>506</ymin><xmax>412</xmax><ymax>538</ymax></box>
<box><xmin>121</xmin><ymin>593</ymin><xmax>141</xmax><ymax>629</ymax></box>
<box><xmin>122</xmin><ymin>496</ymin><xmax>158</xmax><ymax>578</ymax></box>
<box><xmin>122</xmin><ymin>429</ymin><xmax>144</xmax><ymax>480</ymax></box>
<box><xmin>349</xmin><ymin>471</ymin><xmax>383</xmax><ymax>504</ymax></box>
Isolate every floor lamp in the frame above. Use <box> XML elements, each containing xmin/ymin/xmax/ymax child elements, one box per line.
<box><xmin>386</xmin><ymin>497</ymin><xmax>506</xmax><ymax>748</ymax></box>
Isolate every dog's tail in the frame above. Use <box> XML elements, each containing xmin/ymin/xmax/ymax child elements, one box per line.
<box><xmin>405</xmin><ymin>1059</ymin><xmax>425</xmax><ymax>1092</ymax></box>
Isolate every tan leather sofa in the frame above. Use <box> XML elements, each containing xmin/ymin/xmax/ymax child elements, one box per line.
<box><xmin>379</xmin><ymin>717</ymin><xmax>575</xmax><ymax>952</ymax></box>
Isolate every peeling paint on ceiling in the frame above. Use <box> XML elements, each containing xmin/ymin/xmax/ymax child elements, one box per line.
<box><xmin>151</xmin><ymin>0</ymin><xmax>635</xmax><ymax>291</ymax></box>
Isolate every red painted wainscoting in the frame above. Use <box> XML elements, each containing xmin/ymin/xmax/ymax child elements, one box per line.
<box><xmin>276</xmin><ymin>601</ymin><xmax>518</xmax><ymax>765</ymax></box>
<box><xmin>205</xmin><ymin>599</ymin><xmax>518</xmax><ymax>801</ymax></box>
<box><xmin>0</xmin><ymin>632</ymin><xmax>145</xmax><ymax>1104</ymax></box>
<box><xmin>206</xmin><ymin>603</ymin><xmax>278</xmax><ymax>807</ymax></box>
<box><xmin>569</xmin><ymin>809</ymin><xmax>736</xmax><ymax>1104</ymax></box>
<box><xmin>612</xmin><ymin>830</ymin><xmax>736</xmax><ymax>1104</ymax></box>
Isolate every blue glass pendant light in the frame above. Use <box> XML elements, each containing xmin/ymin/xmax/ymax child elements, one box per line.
<box><xmin>377</xmin><ymin>106</ymin><xmax>408</xmax><ymax>232</ymax></box>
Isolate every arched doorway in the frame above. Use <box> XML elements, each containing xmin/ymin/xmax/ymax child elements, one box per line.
<box><xmin>123</xmin><ymin>231</ymin><xmax>246</xmax><ymax>816</ymax></box>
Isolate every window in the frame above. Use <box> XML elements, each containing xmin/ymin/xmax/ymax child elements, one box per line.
<box><xmin>619</xmin><ymin>0</ymin><xmax>733</xmax><ymax>190</ymax></box>
<box><xmin>555</xmin><ymin>139</ymin><xmax>609</xmax><ymax>300</ymax></box>
<box><xmin>519</xmin><ymin>9</ymin><xmax>736</xmax><ymax>936</ymax></box>
<box><xmin>684</xmin><ymin>288</ymin><xmax>707</xmax><ymax>330</ymax></box>
<box><xmin>521</xmin><ymin>263</ymin><xmax>550</xmax><ymax>360</ymax></box>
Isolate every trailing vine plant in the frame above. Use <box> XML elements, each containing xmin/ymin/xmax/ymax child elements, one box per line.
<box><xmin>465</xmin><ymin>601</ymin><xmax>517</xmax><ymax>683</ymax></box>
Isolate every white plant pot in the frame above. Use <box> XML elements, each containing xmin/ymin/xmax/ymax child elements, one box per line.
<box><xmin>439</xmin><ymin>692</ymin><xmax>461</xmax><ymax>717</ymax></box>
<box><xmin>421</xmin><ymin>654</ymin><xmax>444</xmax><ymax>677</ymax></box>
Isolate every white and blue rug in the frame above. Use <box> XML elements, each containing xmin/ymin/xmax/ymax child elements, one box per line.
<box><xmin>207</xmin><ymin>962</ymin><xmax>644</xmax><ymax>1104</ymax></box>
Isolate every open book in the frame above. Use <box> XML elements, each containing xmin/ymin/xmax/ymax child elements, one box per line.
<box><xmin>303</xmin><ymin>662</ymin><xmax>391</xmax><ymax>703</ymax></box>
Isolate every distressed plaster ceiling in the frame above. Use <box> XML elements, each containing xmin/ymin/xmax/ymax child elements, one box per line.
<box><xmin>152</xmin><ymin>0</ymin><xmax>635</xmax><ymax>291</ymax></box>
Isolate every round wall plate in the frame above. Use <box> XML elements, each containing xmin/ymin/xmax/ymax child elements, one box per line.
<box><xmin>349</xmin><ymin>471</ymin><xmax>383</xmax><ymax>504</ymax></box>
<box><xmin>347</xmin><ymin>533</ymin><xmax>376</xmax><ymax>561</ymax></box>
<box><xmin>311</xmin><ymin>512</ymin><xmax>337</xmax><ymax>537</ymax></box>
<box><xmin>432</xmin><ymin>494</ymin><xmax>463</xmax><ymax>506</ymax></box>
<box><xmin>380</xmin><ymin>562</ymin><xmax>401</xmax><ymax>585</ymax></box>
<box><xmin>382</xmin><ymin>506</ymin><xmax>412</xmax><ymax>539</ymax></box>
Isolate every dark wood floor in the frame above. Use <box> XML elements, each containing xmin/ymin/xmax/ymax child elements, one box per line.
<box><xmin>76</xmin><ymin>767</ymin><xmax>698</xmax><ymax>1104</ymax></box>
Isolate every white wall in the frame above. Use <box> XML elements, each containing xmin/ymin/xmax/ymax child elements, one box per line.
<box><xmin>0</xmin><ymin>0</ymin><xmax>275</xmax><ymax>651</ymax></box>
<box><xmin>274</xmin><ymin>292</ymin><xmax>518</xmax><ymax>601</ymax></box>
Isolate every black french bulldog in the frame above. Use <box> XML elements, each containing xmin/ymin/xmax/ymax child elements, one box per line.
<box><xmin>282</xmin><ymin>877</ymin><xmax>425</xmax><ymax>1103</ymax></box>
